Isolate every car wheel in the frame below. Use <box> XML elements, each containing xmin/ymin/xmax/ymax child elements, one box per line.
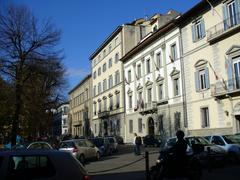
<box><xmin>79</xmin><ymin>154</ymin><xmax>85</xmax><ymax>164</ymax></box>
<box><xmin>96</xmin><ymin>152</ymin><xmax>100</xmax><ymax>160</ymax></box>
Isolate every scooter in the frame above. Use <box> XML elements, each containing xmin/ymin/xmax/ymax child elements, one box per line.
<box><xmin>150</xmin><ymin>149</ymin><xmax>202</xmax><ymax>180</ymax></box>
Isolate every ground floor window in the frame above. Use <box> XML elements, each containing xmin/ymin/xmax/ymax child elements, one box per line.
<box><xmin>129</xmin><ymin>120</ymin><xmax>133</xmax><ymax>133</ymax></box>
<box><xmin>201</xmin><ymin>107</ymin><xmax>209</xmax><ymax>128</ymax></box>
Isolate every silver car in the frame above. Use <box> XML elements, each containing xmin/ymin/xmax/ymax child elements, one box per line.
<box><xmin>59</xmin><ymin>139</ymin><xmax>101</xmax><ymax>163</ymax></box>
<box><xmin>27</xmin><ymin>141</ymin><xmax>53</xmax><ymax>150</ymax></box>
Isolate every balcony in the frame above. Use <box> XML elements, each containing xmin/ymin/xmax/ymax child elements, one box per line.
<box><xmin>207</xmin><ymin>13</ymin><xmax>240</xmax><ymax>43</ymax></box>
<box><xmin>98</xmin><ymin>110</ymin><xmax>110</xmax><ymax>118</ymax></box>
<box><xmin>139</xmin><ymin>101</ymin><xmax>158</xmax><ymax>115</ymax></box>
<box><xmin>211</xmin><ymin>77</ymin><xmax>240</xmax><ymax>99</ymax></box>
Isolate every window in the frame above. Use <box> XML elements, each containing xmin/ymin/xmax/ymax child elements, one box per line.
<box><xmin>233</xmin><ymin>60</ymin><xmax>240</xmax><ymax>89</ymax></box>
<box><xmin>191</xmin><ymin>19</ymin><xmax>205</xmax><ymax>41</ymax></box>
<box><xmin>109</xmin><ymin>96</ymin><xmax>113</xmax><ymax>110</ymax></box>
<box><xmin>8</xmin><ymin>156</ymin><xmax>55</xmax><ymax>179</ymax></box>
<box><xmin>94</xmin><ymin>103</ymin><xmax>96</xmax><ymax>115</ymax></box>
<box><xmin>115</xmin><ymin>70</ymin><xmax>120</xmax><ymax>85</ymax></box>
<box><xmin>129</xmin><ymin>120</ymin><xmax>133</xmax><ymax>133</ymax></box>
<box><xmin>128</xmin><ymin>70</ymin><xmax>131</xmax><ymax>82</ymax></box>
<box><xmin>158</xmin><ymin>83</ymin><xmax>163</xmax><ymax>100</ymax></box>
<box><xmin>201</xmin><ymin>107</ymin><xmax>209</xmax><ymax>128</ymax></box>
<box><xmin>156</xmin><ymin>52</ymin><xmax>162</xmax><ymax>67</ymax></box>
<box><xmin>93</xmin><ymin>71</ymin><xmax>96</xmax><ymax>79</ymax></box>
<box><xmin>153</xmin><ymin>25</ymin><xmax>158</xmax><ymax>32</ymax></box>
<box><xmin>98</xmin><ymin>101</ymin><xmax>101</xmax><ymax>113</ymax></box>
<box><xmin>103</xmin><ymin>49</ymin><xmax>106</xmax><ymax>57</ymax></box>
<box><xmin>137</xmin><ymin>64</ymin><xmax>141</xmax><ymax>78</ymax></box>
<box><xmin>98</xmin><ymin>67</ymin><xmax>101</xmax><ymax>76</ymax></box>
<box><xmin>103</xmin><ymin>63</ymin><xmax>107</xmax><ymax>72</ymax></box>
<box><xmin>109</xmin><ymin>75</ymin><xmax>113</xmax><ymax>88</ymax></box>
<box><xmin>170</xmin><ymin>44</ymin><xmax>177</xmax><ymax>62</ymax></box>
<box><xmin>147</xmin><ymin>88</ymin><xmax>152</xmax><ymax>102</ymax></box>
<box><xmin>223</xmin><ymin>0</ymin><xmax>238</xmax><ymax>30</ymax></box>
<box><xmin>138</xmin><ymin>118</ymin><xmax>142</xmax><ymax>133</ymax></box>
<box><xmin>146</xmin><ymin>59</ymin><xmax>151</xmax><ymax>74</ymax></box>
<box><xmin>98</xmin><ymin>82</ymin><xmax>101</xmax><ymax>94</ymax></box>
<box><xmin>129</xmin><ymin>95</ymin><xmax>132</xmax><ymax>109</ymax></box>
<box><xmin>103</xmin><ymin>79</ymin><xmax>107</xmax><ymax>91</ymax></box>
<box><xmin>104</xmin><ymin>98</ymin><xmax>107</xmax><ymax>111</ymax></box>
<box><xmin>158</xmin><ymin>115</ymin><xmax>164</xmax><ymax>132</ymax></box>
<box><xmin>195</xmin><ymin>68</ymin><xmax>209</xmax><ymax>91</ymax></box>
<box><xmin>115</xmin><ymin>37</ymin><xmax>118</xmax><ymax>45</ymax></box>
<box><xmin>115</xmin><ymin>53</ymin><xmax>119</xmax><ymax>63</ymax></box>
<box><xmin>173</xmin><ymin>78</ymin><xmax>180</xmax><ymax>96</ymax></box>
<box><xmin>109</xmin><ymin>58</ymin><xmax>112</xmax><ymax>68</ymax></box>
<box><xmin>94</xmin><ymin>124</ymin><xmax>97</xmax><ymax>134</ymax></box>
<box><xmin>93</xmin><ymin>86</ymin><xmax>96</xmax><ymax>96</ymax></box>
<box><xmin>109</xmin><ymin>44</ymin><xmax>112</xmax><ymax>52</ymax></box>
<box><xmin>138</xmin><ymin>91</ymin><xmax>142</xmax><ymax>101</ymax></box>
<box><xmin>116</xmin><ymin>93</ymin><xmax>120</xmax><ymax>109</ymax></box>
<box><xmin>174</xmin><ymin>112</ymin><xmax>181</xmax><ymax>131</ymax></box>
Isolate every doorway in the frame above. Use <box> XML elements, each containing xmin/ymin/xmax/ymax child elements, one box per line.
<box><xmin>148</xmin><ymin>117</ymin><xmax>155</xmax><ymax>135</ymax></box>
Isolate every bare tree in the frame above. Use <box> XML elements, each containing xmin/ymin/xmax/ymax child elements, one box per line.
<box><xmin>0</xmin><ymin>5</ymin><xmax>63</xmax><ymax>145</ymax></box>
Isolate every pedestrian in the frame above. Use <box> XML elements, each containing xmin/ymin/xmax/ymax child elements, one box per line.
<box><xmin>133</xmin><ymin>133</ymin><xmax>142</xmax><ymax>155</ymax></box>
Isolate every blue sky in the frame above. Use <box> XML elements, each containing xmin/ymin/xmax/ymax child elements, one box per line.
<box><xmin>2</xmin><ymin>0</ymin><xmax>200</xmax><ymax>95</ymax></box>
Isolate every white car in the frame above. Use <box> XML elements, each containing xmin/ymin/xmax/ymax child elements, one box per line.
<box><xmin>206</xmin><ymin>135</ymin><xmax>240</xmax><ymax>162</ymax></box>
<box><xmin>27</xmin><ymin>141</ymin><xmax>53</xmax><ymax>149</ymax></box>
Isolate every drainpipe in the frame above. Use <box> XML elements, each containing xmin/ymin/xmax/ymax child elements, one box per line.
<box><xmin>179</xmin><ymin>27</ymin><xmax>188</xmax><ymax>134</ymax></box>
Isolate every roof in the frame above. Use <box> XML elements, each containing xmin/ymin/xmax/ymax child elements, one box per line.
<box><xmin>120</xmin><ymin>20</ymin><xmax>176</xmax><ymax>63</ymax></box>
<box><xmin>89</xmin><ymin>26</ymin><xmax>123</xmax><ymax>60</ymax></box>
<box><xmin>68</xmin><ymin>74</ymin><xmax>91</xmax><ymax>94</ymax></box>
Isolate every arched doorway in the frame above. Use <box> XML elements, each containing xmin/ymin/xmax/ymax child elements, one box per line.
<box><xmin>148</xmin><ymin>117</ymin><xmax>155</xmax><ymax>135</ymax></box>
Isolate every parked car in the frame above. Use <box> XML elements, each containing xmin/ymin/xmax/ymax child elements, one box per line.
<box><xmin>0</xmin><ymin>150</ymin><xmax>90</xmax><ymax>180</ymax></box>
<box><xmin>165</xmin><ymin>136</ymin><xmax>226</xmax><ymax>167</ymax></box>
<box><xmin>27</xmin><ymin>141</ymin><xmax>53</xmax><ymax>150</ymax></box>
<box><xmin>88</xmin><ymin>137</ymin><xmax>112</xmax><ymax>156</ymax></box>
<box><xmin>106</xmin><ymin>136</ymin><xmax>118</xmax><ymax>152</ymax></box>
<box><xmin>59</xmin><ymin>139</ymin><xmax>100</xmax><ymax>163</ymax></box>
<box><xmin>206</xmin><ymin>135</ymin><xmax>240</xmax><ymax>163</ymax></box>
<box><xmin>143</xmin><ymin>135</ymin><xmax>161</xmax><ymax>147</ymax></box>
<box><xmin>115</xmin><ymin>136</ymin><xmax>124</xmax><ymax>144</ymax></box>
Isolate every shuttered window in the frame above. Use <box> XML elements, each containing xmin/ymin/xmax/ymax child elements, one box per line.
<box><xmin>195</xmin><ymin>68</ymin><xmax>209</xmax><ymax>92</ymax></box>
<box><xmin>191</xmin><ymin>18</ymin><xmax>205</xmax><ymax>42</ymax></box>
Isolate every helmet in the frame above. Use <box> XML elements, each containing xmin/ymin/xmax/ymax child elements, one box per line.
<box><xmin>176</xmin><ymin>130</ymin><xmax>185</xmax><ymax>139</ymax></box>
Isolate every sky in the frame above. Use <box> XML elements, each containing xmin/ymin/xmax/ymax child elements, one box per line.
<box><xmin>1</xmin><ymin>0</ymin><xmax>200</xmax><ymax>96</ymax></box>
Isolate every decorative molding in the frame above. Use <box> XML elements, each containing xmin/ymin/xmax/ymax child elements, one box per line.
<box><xmin>115</xmin><ymin>90</ymin><xmax>120</xmax><ymax>94</ymax></box>
<box><xmin>194</xmin><ymin>59</ymin><xmax>208</xmax><ymax>68</ymax></box>
<box><xmin>150</xmin><ymin>51</ymin><xmax>154</xmax><ymax>56</ymax></box>
<box><xmin>127</xmin><ymin>88</ymin><xmax>133</xmax><ymax>94</ymax></box>
<box><xmin>102</xmin><ymin>96</ymin><xmax>107</xmax><ymax>100</ymax></box>
<box><xmin>137</xmin><ymin>83</ymin><xmax>143</xmax><ymax>91</ymax></box>
<box><xmin>156</xmin><ymin>74</ymin><xmax>164</xmax><ymax>82</ymax></box>
<box><xmin>108</xmin><ymin>93</ymin><xmax>113</xmax><ymax>97</ymax></box>
<box><xmin>97</xmin><ymin>98</ymin><xmax>102</xmax><ymax>102</ymax></box>
<box><xmin>226</xmin><ymin>45</ymin><xmax>240</xmax><ymax>55</ymax></box>
<box><xmin>170</xmin><ymin>67</ymin><xmax>180</xmax><ymax>77</ymax></box>
<box><xmin>145</xmin><ymin>80</ymin><xmax>153</xmax><ymax>87</ymax></box>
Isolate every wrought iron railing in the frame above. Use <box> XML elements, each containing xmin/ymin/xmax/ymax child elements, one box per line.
<box><xmin>98</xmin><ymin>110</ymin><xmax>110</xmax><ymax>118</ymax></box>
<box><xmin>207</xmin><ymin>12</ymin><xmax>240</xmax><ymax>41</ymax></box>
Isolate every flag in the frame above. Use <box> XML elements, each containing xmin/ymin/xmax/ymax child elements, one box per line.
<box><xmin>209</xmin><ymin>62</ymin><xmax>219</xmax><ymax>80</ymax></box>
<box><xmin>169</xmin><ymin>55</ymin><xmax>174</xmax><ymax>63</ymax></box>
<box><xmin>221</xmin><ymin>78</ymin><xmax>228</xmax><ymax>90</ymax></box>
<box><xmin>125</xmin><ymin>78</ymin><xmax>129</xmax><ymax>85</ymax></box>
<box><xmin>135</xmin><ymin>72</ymin><xmax>139</xmax><ymax>80</ymax></box>
<box><xmin>153</xmin><ymin>59</ymin><xmax>160</xmax><ymax>71</ymax></box>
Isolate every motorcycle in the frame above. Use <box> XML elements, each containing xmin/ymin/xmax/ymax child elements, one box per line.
<box><xmin>150</xmin><ymin>147</ymin><xmax>202</xmax><ymax>180</ymax></box>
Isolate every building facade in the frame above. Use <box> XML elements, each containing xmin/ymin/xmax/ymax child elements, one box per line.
<box><xmin>121</xmin><ymin>12</ymin><xmax>184</xmax><ymax>143</ymax></box>
<box><xmin>52</xmin><ymin>103</ymin><xmax>69</xmax><ymax>136</ymax></box>
<box><xmin>180</xmin><ymin>0</ymin><xmax>240</xmax><ymax>135</ymax></box>
<box><xmin>69</xmin><ymin>74</ymin><xmax>92</xmax><ymax>137</ymax></box>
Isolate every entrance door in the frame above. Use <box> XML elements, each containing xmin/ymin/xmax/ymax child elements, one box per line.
<box><xmin>148</xmin><ymin>118</ymin><xmax>155</xmax><ymax>135</ymax></box>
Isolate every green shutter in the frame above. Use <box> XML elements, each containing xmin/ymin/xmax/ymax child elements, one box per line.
<box><xmin>195</xmin><ymin>71</ymin><xmax>200</xmax><ymax>92</ymax></box>
<box><xmin>191</xmin><ymin>24</ymin><xmax>196</xmax><ymax>42</ymax></box>
<box><xmin>205</xmin><ymin>67</ymin><xmax>210</xmax><ymax>89</ymax></box>
<box><xmin>200</xmin><ymin>19</ymin><xmax>206</xmax><ymax>38</ymax></box>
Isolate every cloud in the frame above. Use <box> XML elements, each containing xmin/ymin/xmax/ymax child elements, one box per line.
<box><xmin>66</xmin><ymin>67</ymin><xmax>90</xmax><ymax>78</ymax></box>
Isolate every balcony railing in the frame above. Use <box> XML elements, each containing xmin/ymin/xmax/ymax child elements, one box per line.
<box><xmin>207</xmin><ymin>13</ymin><xmax>240</xmax><ymax>42</ymax></box>
<box><xmin>98</xmin><ymin>110</ymin><xmax>110</xmax><ymax>118</ymax></box>
<box><xmin>211</xmin><ymin>77</ymin><xmax>240</xmax><ymax>98</ymax></box>
<box><xmin>139</xmin><ymin>101</ymin><xmax>158</xmax><ymax>115</ymax></box>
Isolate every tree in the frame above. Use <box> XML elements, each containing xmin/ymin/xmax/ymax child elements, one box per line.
<box><xmin>0</xmin><ymin>5</ymin><xmax>65</xmax><ymax>145</ymax></box>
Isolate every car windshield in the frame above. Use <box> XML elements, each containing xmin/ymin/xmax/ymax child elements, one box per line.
<box><xmin>186</xmin><ymin>137</ymin><xmax>210</xmax><ymax>146</ymax></box>
<box><xmin>223</xmin><ymin>135</ymin><xmax>239</xmax><ymax>144</ymax></box>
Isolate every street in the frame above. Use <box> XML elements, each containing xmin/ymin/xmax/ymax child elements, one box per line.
<box><xmin>86</xmin><ymin>144</ymin><xmax>240</xmax><ymax>180</ymax></box>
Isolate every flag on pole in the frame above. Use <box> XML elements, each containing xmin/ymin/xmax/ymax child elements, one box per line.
<box><xmin>221</xmin><ymin>78</ymin><xmax>228</xmax><ymax>90</ymax></box>
<box><xmin>209</xmin><ymin>62</ymin><xmax>219</xmax><ymax>80</ymax></box>
<box><xmin>135</xmin><ymin>72</ymin><xmax>139</xmax><ymax>80</ymax></box>
<box><xmin>169</xmin><ymin>55</ymin><xmax>174</xmax><ymax>63</ymax></box>
<box><xmin>125</xmin><ymin>78</ymin><xmax>130</xmax><ymax>85</ymax></box>
<box><xmin>153</xmin><ymin>59</ymin><xmax>160</xmax><ymax>71</ymax></box>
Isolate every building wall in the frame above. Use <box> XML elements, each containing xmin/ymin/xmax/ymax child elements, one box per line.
<box><xmin>181</xmin><ymin>0</ymin><xmax>240</xmax><ymax>135</ymax></box>
<box><xmin>69</xmin><ymin>76</ymin><xmax>92</xmax><ymax>137</ymax></box>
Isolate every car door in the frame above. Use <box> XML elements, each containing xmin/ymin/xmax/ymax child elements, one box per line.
<box><xmin>85</xmin><ymin>140</ymin><xmax>97</xmax><ymax>159</ymax></box>
<box><xmin>76</xmin><ymin>140</ymin><xmax>89</xmax><ymax>158</ymax></box>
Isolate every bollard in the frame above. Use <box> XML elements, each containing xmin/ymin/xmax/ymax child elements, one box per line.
<box><xmin>145</xmin><ymin>151</ymin><xmax>150</xmax><ymax>180</ymax></box>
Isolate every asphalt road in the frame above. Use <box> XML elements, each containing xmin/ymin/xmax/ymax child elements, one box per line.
<box><xmin>85</xmin><ymin>144</ymin><xmax>240</xmax><ymax>180</ymax></box>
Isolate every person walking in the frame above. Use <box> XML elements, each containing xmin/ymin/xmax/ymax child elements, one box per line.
<box><xmin>133</xmin><ymin>133</ymin><xmax>142</xmax><ymax>155</ymax></box>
